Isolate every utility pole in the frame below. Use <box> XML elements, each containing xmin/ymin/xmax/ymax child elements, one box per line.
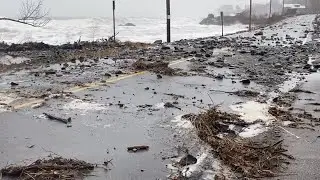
<box><xmin>166</xmin><ymin>0</ymin><xmax>171</xmax><ymax>43</ymax></box>
<box><xmin>269</xmin><ymin>0</ymin><xmax>272</xmax><ymax>19</ymax></box>
<box><xmin>112</xmin><ymin>0</ymin><xmax>116</xmax><ymax>42</ymax></box>
<box><xmin>282</xmin><ymin>0</ymin><xmax>285</xmax><ymax>15</ymax></box>
<box><xmin>221</xmin><ymin>12</ymin><xmax>224</xmax><ymax>36</ymax></box>
<box><xmin>249</xmin><ymin>0</ymin><xmax>252</xmax><ymax>31</ymax></box>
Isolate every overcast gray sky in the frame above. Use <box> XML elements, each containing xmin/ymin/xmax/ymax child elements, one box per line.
<box><xmin>0</xmin><ymin>0</ymin><xmax>272</xmax><ymax>18</ymax></box>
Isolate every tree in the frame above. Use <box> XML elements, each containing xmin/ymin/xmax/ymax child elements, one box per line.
<box><xmin>0</xmin><ymin>0</ymin><xmax>50</xmax><ymax>27</ymax></box>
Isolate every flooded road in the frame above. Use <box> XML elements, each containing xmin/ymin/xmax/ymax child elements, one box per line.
<box><xmin>0</xmin><ymin>62</ymin><xmax>263</xmax><ymax>179</ymax></box>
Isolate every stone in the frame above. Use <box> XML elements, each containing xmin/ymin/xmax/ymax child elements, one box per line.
<box><xmin>178</xmin><ymin>154</ymin><xmax>197</xmax><ymax>166</ymax></box>
<box><xmin>240</xmin><ymin>79</ymin><xmax>251</xmax><ymax>85</ymax></box>
<box><xmin>10</xmin><ymin>82</ymin><xmax>19</xmax><ymax>86</ymax></box>
<box><xmin>154</xmin><ymin>40</ymin><xmax>162</xmax><ymax>44</ymax></box>
<box><xmin>254</xmin><ymin>31</ymin><xmax>263</xmax><ymax>36</ymax></box>
<box><xmin>161</xmin><ymin>45</ymin><xmax>171</xmax><ymax>50</ymax></box>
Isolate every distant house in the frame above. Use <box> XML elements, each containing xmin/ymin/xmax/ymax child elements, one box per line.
<box><xmin>284</xmin><ymin>4</ymin><xmax>306</xmax><ymax>15</ymax></box>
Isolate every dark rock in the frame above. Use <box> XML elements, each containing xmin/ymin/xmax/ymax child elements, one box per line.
<box><xmin>10</xmin><ymin>82</ymin><xmax>19</xmax><ymax>86</ymax></box>
<box><xmin>240</xmin><ymin>79</ymin><xmax>251</xmax><ymax>85</ymax></box>
<box><xmin>115</xmin><ymin>70</ymin><xmax>123</xmax><ymax>75</ymax></box>
<box><xmin>205</xmin><ymin>53</ymin><xmax>212</xmax><ymax>57</ymax></box>
<box><xmin>145</xmin><ymin>87</ymin><xmax>150</xmax><ymax>90</ymax></box>
<box><xmin>164</xmin><ymin>102</ymin><xmax>175</xmax><ymax>108</ymax></box>
<box><xmin>254</xmin><ymin>31</ymin><xmax>263</xmax><ymax>36</ymax></box>
<box><xmin>119</xmin><ymin>23</ymin><xmax>136</xmax><ymax>26</ymax></box>
<box><xmin>274</xmin><ymin>63</ymin><xmax>282</xmax><ymax>68</ymax></box>
<box><xmin>195</xmin><ymin>53</ymin><xmax>203</xmax><ymax>58</ymax></box>
<box><xmin>161</xmin><ymin>46</ymin><xmax>171</xmax><ymax>50</ymax></box>
<box><xmin>157</xmin><ymin>74</ymin><xmax>163</xmax><ymax>79</ymax></box>
<box><xmin>70</xmin><ymin>58</ymin><xmax>76</xmax><ymax>63</ymax></box>
<box><xmin>154</xmin><ymin>40</ymin><xmax>162</xmax><ymax>44</ymax></box>
<box><xmin>178</xmin><ymin>154</ymin><xmax>197</xmax><ymax>166</ymax></box>
<box><xmin>44</xmin><ymin>70</ymin><xmax>57</xmax><ymax>75</ymax></box>
<box><xmin>215</xmin><ymin>74</ymin><xmax>224</xmax><ymax>80</ymax></box>
<box><xmin>104</xmin><ymin>73</ymin><xmax>112</xmax><ymax>77</ymax></box>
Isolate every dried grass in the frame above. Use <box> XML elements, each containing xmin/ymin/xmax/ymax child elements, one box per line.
<box><xmin>1</xmin><ymin>157</ymin><xmax>94</xmax><ymax>180</ymax></box>
<box><xmin>185</xmin><ymin>108</ymin><xmax>292</xmax><ymax>178</ymax></box>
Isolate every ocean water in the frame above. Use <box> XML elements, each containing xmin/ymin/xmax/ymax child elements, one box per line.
<box><xmin>0</xmin><ymin>17</ymin><xmax>247</xmax><ymax>45</ymax></box>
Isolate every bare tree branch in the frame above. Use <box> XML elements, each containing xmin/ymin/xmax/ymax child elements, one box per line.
<box><xmin>0</xmin><ymin>0</ymin><xmax>50</xmax><ymax>27</ymax></box>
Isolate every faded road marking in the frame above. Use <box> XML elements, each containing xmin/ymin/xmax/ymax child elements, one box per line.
<box><xmin>9</xmin><ymin>59</ymin><xmax>187</xmax><ymax>110</ymax></box>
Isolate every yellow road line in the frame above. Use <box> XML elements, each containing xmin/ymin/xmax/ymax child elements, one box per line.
<box><xmin>67</xmin><ymin>71</ymin><xmax>146</xmax><ymax>93</ymax></box>
<box><xmin>10</xmin><ymin>59</ymin><xmax>187</xmax><ymax>110</ymax></box>
<box><xmin>11</xmin><ymin>99</ymin><xmax>45</xmax><ymax>110</ymax></box>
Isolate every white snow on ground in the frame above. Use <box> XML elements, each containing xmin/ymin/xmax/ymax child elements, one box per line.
<box><xmin>239</xmin><ymin>123</ymin><xmax>268</xmax><ymax>138</ymax></box>
<box><xmin>63</xmin><ymin>99</ymin><xmax>107</xmax><ymax>115</ymax></box>
<box><xmin>171</xmin><ymin>115</ymin><xmax>193</xmax><ymax>129</ymax></box>
<box><xmin>0</xmin><ymin>17</ymin><xmax>247</xmax><ymax>45</ymax></box>
<box><xmin>230</xmin><ymin>101</ymin><xmax>272</xmax><ymax>123</ymax></box>
<box><xmin>155</xmin><ymin>102</ymin><xmax>165</xmax><ymax>109</ymax></box>
<box><xmin>230</xmin><ymin>101</ymin><xmax>273</xmax><ymax>138</ymax></box>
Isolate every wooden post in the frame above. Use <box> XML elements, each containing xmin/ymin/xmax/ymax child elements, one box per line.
<box><xmin>249</xmin><ymin>0</ymin><xmax>252</xmax><ymax>31</ymax></box>
<box><xmin>282</xmin><ymin>0</ymin><xmax>285</xmax><ymax>15</ymax></box>
<box><xmin>220</xmin><ymin>12</ymin><xmax>224</xmax><ymax>36</ymax></box>
<box><xmin>269</xmin><ymin>0</ymin><xmax>272</xmax><ymax>19</ymax></box>
<box><xmin>113</xmin><ymin>0</ymin><xmax>116</xmax><ymax>42</ymax></box>
<box><xmin>166</xmin><ymin>0</ymin><xmax>171</xmax><ymax>43</ymax></box>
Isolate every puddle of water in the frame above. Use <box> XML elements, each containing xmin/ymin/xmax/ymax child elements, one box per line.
<box><xmin>0</xmin><ymin>55</ymin><xmax>30</xmax><ymax>65</ymax></box>
<box><xmin>230</xmin><ymin>101</ymin><xmax>272</xmax><ymax>123</ymax></box>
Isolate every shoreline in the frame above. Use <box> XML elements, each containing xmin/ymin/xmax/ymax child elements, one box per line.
<box><xmin>0</xmin><ymin>14</ymin><xmax>320</xmax><ymax>179</ymax></box>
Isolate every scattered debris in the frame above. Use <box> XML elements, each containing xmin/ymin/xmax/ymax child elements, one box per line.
<box><xmin>308</xmin><ymin>102</ymin><xmax>320</xmax><ymax>106</ymax></box>
<box><xmin>185</xmin><ymin>108</ymin><xmax>292</xmax><ymax>178</ymax></box>
<box><xmin>10</xmin><ymin>82</ymin><xmax>19</xmax><ymax>86</ymax></box>
<box><xmin>164</xmin><ymin>93</ymin><xmax>185</xmax><ymax>99</ymax></box>
<box><xmin>27</xmin><ymin>145</ymin><xmax>35</xmax><ymax>148</ymax></box>
<box><xmin>43</xmin><ymin>113</ymin><xmax>71</xmax><ymax>124</ymax></box>
<box><xmin>164</xmin><ymin>102</ymin><xmax>181</xmax><ymax>110</ymax></box>
<box><xmin>1</xmin><ymin>157</ymin><xmax>94</xmax><ymax>180</ymax></box>
<box><xmin>210</xmin><ymin>89</ymin><xmax>260</xmax><ymax>97</ymax></box>
<box><xmin>127</xmin><ymin>146</ymin><xmax>149</xmax><ymax>152</ymax></box>
<box><xmin>132</xmin><ymin>60</ymin><xmax>176</xmax><ymax>75</ymax></box>
<box><xmin>289</xmin><ymin>88</ymin><xmax>315</xmax><ymax>94</ymax></box>
<box><xmin>137</xmin><ymin>104</ymin><xmax>153</xmax><ymax>108</ymax></box>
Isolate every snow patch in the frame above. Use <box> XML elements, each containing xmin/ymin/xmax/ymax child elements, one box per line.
<box><xmin>239</xmin><ymin>123</ymin><xmax>267</xmax><ymax>138</ymax></box>
<box><xmin>63</xmin><ymin>99</ymin><xmax>107</xmax><ymax>114</ymax></box>
<box><xmin>230</xmin><ymin>101</ymin><xmax>272</xmax><ymax>123</ymax></box>
<box><xmin>155</xmin><ymin>102</ymin><xmax>165</xmax><ymax>109</ymax></box>
<box><xmin>171</xmin><ymin>115</ymin><xmax>193</xmax><ymax>129</ymax></box>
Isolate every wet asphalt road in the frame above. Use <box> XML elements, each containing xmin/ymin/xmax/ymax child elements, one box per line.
<box><xmin>0</xmin><ymin>62</ymin><xmax>262</xmax><ymax>179</ymax></box>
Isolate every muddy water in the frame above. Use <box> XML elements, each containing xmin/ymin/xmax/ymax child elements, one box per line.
<box><xmin>0</xmin><ymin>70</ymin><xmax>263</xmax><ymax>179</ymax></box>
